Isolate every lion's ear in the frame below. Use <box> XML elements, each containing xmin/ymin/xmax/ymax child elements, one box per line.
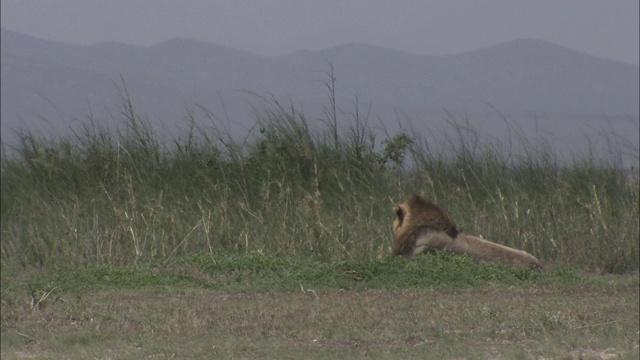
<box><xmin>394</xmin><ymin>204</ymin><xmax>405</xmax><ymax>224</ymax></box>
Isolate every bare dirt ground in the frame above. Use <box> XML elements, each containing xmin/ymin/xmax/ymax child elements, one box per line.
<box><xmin>2</xmin><ymin>278</ymin><xmax>638</xmax><ymax>359</ymax></box>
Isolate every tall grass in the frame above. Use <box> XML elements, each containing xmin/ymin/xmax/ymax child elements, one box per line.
<box><xmin>1</xmin><ymin>90</ymin><xmax>638</xmax><ymax>273</ymax></box>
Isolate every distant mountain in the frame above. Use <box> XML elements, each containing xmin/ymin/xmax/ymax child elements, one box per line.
<box><xmin>1</xmin><ymin>28</ymin><xmax>638</xmax><ymax>163</ymax></box>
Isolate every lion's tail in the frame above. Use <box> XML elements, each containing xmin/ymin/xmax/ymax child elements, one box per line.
<box><xmin>448</xmin><ymin>233</ymin><xmax>542</xmax><ymax>270</ymax></box>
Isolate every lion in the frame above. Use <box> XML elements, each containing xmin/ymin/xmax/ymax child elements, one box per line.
<box><xmin>392</xmin><ymin>194</ymin><xmax>542</xmax><ymax>269</ymax></box>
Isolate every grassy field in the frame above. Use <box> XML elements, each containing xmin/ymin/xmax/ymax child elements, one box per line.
<box><xmin>1</xmin><ymin>254</ymin><xmax>639</xmax><ymax>359</ymax></box>
<box><xmin>1</xmin><ymin>89</ymin><xmax>639</xmax><ymax>358</ymax></box>
<box><xmin>2</xmin><ymin>285</ymin><xmax>638</xmax><ymax>359</ymax></box>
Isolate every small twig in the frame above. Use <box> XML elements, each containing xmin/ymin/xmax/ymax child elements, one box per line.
<box><xmin>570</xmin><ymin>319</ymin><xmax>624</xmax><ymax>330</ymax></box>
<box><xmin>31</xmin><ymin>286</ymin><xmax>60</xmax><ymax>310</ymax></box>
<box><xmin>163</xmin><ymin>222</ymin><xmax>202</xmax><ymax>266</ymax></box>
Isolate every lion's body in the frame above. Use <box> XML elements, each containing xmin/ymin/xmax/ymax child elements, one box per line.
<box><xmin>392</xmin><ymin>194</ymin><xmax>541</xmax><ymax>269</ymax></box>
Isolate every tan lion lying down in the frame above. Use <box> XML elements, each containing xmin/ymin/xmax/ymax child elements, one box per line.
<box><xmin>392</xmin><ymin>194</ymin><xmax>542</xmax><ymax>270</ymax></box>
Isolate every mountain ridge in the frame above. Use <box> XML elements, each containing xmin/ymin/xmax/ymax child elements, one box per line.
<box><xmin>1</xmin><ymin>28</ymin><xmax>638</xmax><ymax>164</ymax></box>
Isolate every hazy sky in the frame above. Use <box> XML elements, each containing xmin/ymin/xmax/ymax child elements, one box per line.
<box><xmin>1</xmin><ymin>0</ymin><xmax>638</xmax><ymax>65</ymax></box>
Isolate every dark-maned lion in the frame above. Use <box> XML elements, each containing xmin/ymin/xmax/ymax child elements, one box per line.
<box><xmin>392</xmin><ymin>194</ymin><xmax>541</xmax><ymax>269</ymax></box>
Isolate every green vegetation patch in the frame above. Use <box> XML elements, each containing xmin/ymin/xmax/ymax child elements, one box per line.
<box><xmin>3</xmin><ymin>252</ymin><xmax>582</xmax><ymax>296</ymax></box>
